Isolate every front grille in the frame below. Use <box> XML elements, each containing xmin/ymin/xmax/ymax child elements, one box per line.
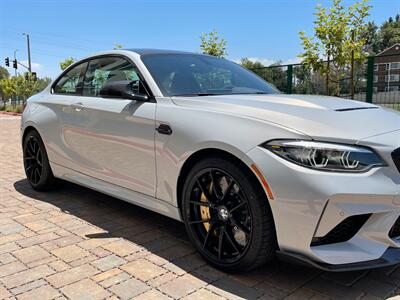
<box><xmin>389</xmin><ymin>217</ymin><xmax>400</xmax><ymax>239</ymax></box>
<box><xmin>311</xmin><ymin>214</ymin><xmax>371</xmax><ymax>246</ymax></box>
<box><xmin>392</xmin><ymin>148</ymin><xmax>400</xmax><ymax>173</ymax></box>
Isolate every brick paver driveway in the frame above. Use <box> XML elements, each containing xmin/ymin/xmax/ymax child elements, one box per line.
<box><xmin>0</xmin><ymin>114</ymin><xmax>399</xmax><ymax>300</ymax></box>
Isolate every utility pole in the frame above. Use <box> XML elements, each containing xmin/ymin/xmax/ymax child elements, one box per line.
<box><xmin>13</xmin><ymin>50</ymin><xmax>18</xmax><ymax>76</ymax></box>
<box><xmin>23</xmin><ymin>33</ymin><xmax>32</xmax><ymax>73</ymax></box>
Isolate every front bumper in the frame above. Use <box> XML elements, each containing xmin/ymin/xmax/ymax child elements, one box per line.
<box><xmin>245</xmin><ymin>131</ymin><xmax>400</xmax><ymax>270</ymax></box>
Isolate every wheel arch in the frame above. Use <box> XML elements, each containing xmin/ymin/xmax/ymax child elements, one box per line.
<box><xmin>176</xmin><ymin>147</ymin><xmax>270</xmax><ymax>216</ymax></box>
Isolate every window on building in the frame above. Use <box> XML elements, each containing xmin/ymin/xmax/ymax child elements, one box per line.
<box><xmin>374</xmin><ymin>64</ymin><xmax>378</xmax><ymax>71</ymax></box>
<box><xmin>390</xmin><ymin>62</ymin><xmax>400</xmax><ymax>70</ymax></box>
<box><xmin>385</xmin><ymin>74</ymin><xmax>400</xmax><ymax>82</ymax></box>
<box><xmin>373</xmin><ymin>87</ymin><xmax>378</xmax><ymax>93</ymax></box>
<box><xmin>373</xmin><ymin>75</ymin><xmax>378</xmax><ymax>83</ymax></box>
<box><xmin>385</xmin><ymin>86</ymin><xmax>399</xmax><ymax>92</ymax></box>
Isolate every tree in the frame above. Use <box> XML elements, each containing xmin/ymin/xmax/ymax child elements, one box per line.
<box><xmin>362</xmin><ymin>15</ymin><xmax>400</xmax><ymax>54</ymax></box>
<box><xmin>0</xmin><ymin>75</ymin><xmax>51</xmax><ymax>101</ymax></box>
<box><xmin>0</xmin><ymin>66</ymin><xmax>9</xmax><ymax>81</ymax></box>
<box><xmin>200</xmin><ymin>30</ymin><xmax>227</xmax><ymax>57</ymax></box>
<box><xmin>114</xmin><ymin>44</ymin><xmax>123</xmax><ymax>49</ymax></box>
<box><xmin>299</xmin><ymin>0</ymin><xmax>371</xmax><ymax>95</ymax></box>
<box><xmin>377</xmin><ymin>14</ymin><xmax>400</xmax><ymax>51</ymax></box>
<box><xmin>59</xmin><ymin>57</ymin><xmax>75</xmax><ymax>71</ymax></box>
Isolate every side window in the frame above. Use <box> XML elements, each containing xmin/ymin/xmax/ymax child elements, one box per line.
<box><xmin>82</xmin><ymin>57</ymin><xmax>142</xmax><ymax>97</ymax></box>
<box><xmin>53</xmin><ymin>62</ymin><xmax>88</xmax><ymax>95</ymax></box>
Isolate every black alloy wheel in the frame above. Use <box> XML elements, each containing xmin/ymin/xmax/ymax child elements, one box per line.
<box><xmin>23</xmin><ymin>130</ymin><xmax>55</xmax><ymax>190</ymax></box>
<box><xmin>182</xmin><ymin>157</ymin><xmax>276</xmax><ymax>272</ymax></box>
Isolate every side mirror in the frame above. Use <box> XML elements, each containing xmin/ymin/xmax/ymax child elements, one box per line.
<box><xmin>99</xmin><ymin>81</ymin><xmax>149</xmax><ymax>101</ymax></box>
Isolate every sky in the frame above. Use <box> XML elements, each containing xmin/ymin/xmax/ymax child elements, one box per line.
<box><xmin>0</xmin><ymin>0</ymin><xmax>398</xmax><ymax>79</ymax></box>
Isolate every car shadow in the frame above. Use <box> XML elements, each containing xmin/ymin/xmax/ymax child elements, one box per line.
<box><xmin>13</xmin><ymin>179</ymin><xmax>399</xmax><ymax>299</ymax></box>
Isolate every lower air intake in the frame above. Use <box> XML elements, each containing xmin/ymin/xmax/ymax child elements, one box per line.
<box><xmin>389</xmin><ymin>217</ymin><xmax>400</xmax><ymax>239</ymax></box>
<box><xmin>311</xmin><ymin>214</ymin><xmax>371</xmax><ymax>246</ymax></box>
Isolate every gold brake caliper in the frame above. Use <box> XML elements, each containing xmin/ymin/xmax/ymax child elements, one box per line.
<box><xmin>200</xmin><ymin>182</ymin><xmax>212</xmax><ymax>231</ymax></box>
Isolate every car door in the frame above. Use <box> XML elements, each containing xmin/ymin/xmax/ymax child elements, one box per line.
<box><xmin>44</xmin><ymin>61</ymin><xmax>91</xmax><ymax>172</ymax></box>
<box><xmin>63</xmin><ymin>56</ymin><xmax>157</xmax><ymax>197</ymax></box>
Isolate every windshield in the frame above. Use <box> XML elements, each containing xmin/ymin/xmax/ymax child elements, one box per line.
<box><xmin>141</xmin><ymin>54</ymin><xmax>279</xmax><ymax>97</ymax></box>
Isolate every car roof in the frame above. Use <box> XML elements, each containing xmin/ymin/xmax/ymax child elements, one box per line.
<box><xmin>125</xmin><ymin>48</ymin><xmax>203</xmax><ymax>56</ymax></box>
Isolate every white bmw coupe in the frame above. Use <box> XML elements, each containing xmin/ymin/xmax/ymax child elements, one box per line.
<box><xmin>22</xmin><ymin>49</ymin><xmax>400</xmax><ymax>272</ymax></box>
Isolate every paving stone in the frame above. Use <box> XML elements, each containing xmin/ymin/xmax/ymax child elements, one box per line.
<box><xmin>92</xmin><ymin>268</ymin><xmax>122</xmax><ymax>282</ymax></box>
<box><xmin>184</xmin><ymin>288</ymin><xmax>225</xmax><ymax>300</ymax></box>
<box><xmin>134</xmin><ymin>289</ymin><xmax>172</xmax><ymax>299</ymax></box>
<box><xmin>99</xmin><ymin>272</ymin><xmax>131</xmax><ymax>288</ymax></box>
<box><xmin>158</xmin><ymin>273</ymin><xmax>207</xmax><ymax>299</ymax></box>
<box><xmin>109</xmin><ymin>278</ymin><xmax>150</xmax><ymax>299</ymax></box>
<box><xmin>1</xmin><ymin>264</ymin><xmax>54</xmax><ymax>289</ymax></box>
<box><xmin>17</xmin><ymin>284</ymin><xmax>60</xmax><ymax>300</ymax></box>
<box><xmin>353</xmin><ymin>277</ymin><xmax>398</xmax><ymax>298</ymax></box>
<box><xmin>306</xmin><ymin>277</ymin><xmax>366</xmax><ymax>300</ymax></box>
<box><xmin>10</xmin><ymin>279</ymin><xmax>46</xmax><ymax>295</ymax></box>
<box><xmin>208</xmin><ymin>277</ymin><xmax>264</xmax><ymax>300</ymax></box>
<box><xmin>17</xmin><ymin>232</ymin><xmax>59</xmax><ymax>248</ymax></box>
<box><xmin>91</xmin><ymin>254</ymin><xmax>126</xmax><ymax>271</ymax></box>
<box><xmin>121</xmin><ymin>259</ymin><xmax>166</xmax><ymax>281</ymax></box>
<box><xmin>46</xmin><ymin>264</ymin><xmax>99</xmax><ymax>288</ymax></box>
<box><xmin>12</xmin><ymin>245</ymin><xmax>50</xmax><ymax>264</ymax></box>
<box><xmin>24</xmin><ymin>220</ymin><xmax>56</xmax><ymax>232</ymax></box>
<box><xmin>61</xmin><ymin>278</ymin><xmax>110</xmax><ymax>300</ymax></box>
<box><xmin>0</xmin><ymin>261</ymin><xmax>27</xmax><ymax>278</ymax></box>
<box><xmin>0</xmin><ymin>221</ymin><xmax>25</xmax><ymax>235</ymax></box>
<box><xmin>102</xmin><ymin>239</ymin><xmax>142</xmax><ymax>256</ymax></box>
<box><xmin>51</xmin><ymin>244</ymin><xmax>90</xmax><ymax>263</ymax></box>
<box><xmin>0</xmin><ymin>242</ymin><xmax>20</xmax><ymax>255</ymax></box>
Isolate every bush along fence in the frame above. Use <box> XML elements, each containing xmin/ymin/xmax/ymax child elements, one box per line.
<box><xmin>249</xmin><ymin>53</ymin><xmax>400</xmax><ymax>111</ymax></box>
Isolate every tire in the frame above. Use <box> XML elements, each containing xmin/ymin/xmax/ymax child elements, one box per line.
<box><xmin>23</xmin><ymin>130</ymin><xmax>56</xmax><ymax>191</ymax></box>
<box><xmin>182</xmin><ymin>156</ymin><xmax>277</xmax><ymax>272</ymax></box>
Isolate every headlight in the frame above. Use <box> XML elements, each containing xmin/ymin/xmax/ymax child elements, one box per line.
<box><xmin>263</xmin><ymin>140</ymin><xmax>385</xmax><ymax>172</ymax></box>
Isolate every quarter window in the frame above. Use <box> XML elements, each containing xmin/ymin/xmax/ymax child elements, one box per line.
<box><xmin>83</xmin><ymin>57</ymin><xmax>141</xmax><ymax>97</ymax></box>
<box><xmin>53</xmin><ymin>62</ymin><xmax>88</xmax><ymax>95</ymax></box>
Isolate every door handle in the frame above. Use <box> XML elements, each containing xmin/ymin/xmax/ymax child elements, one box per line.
<box><xmin>71</xmin><ymin>102</ymin><xmax>84</xmax><ymax>112</ymax></box>
<box><xmin>156</xmin><ymin>124</ymin><xmax>172</xmax><ymax>135</ymax></box>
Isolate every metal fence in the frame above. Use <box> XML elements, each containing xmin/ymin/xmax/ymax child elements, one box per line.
<box><xmin>249</xmin><ymin>53</ymin><xmax>400</xmax><ymax>110</ymax></box>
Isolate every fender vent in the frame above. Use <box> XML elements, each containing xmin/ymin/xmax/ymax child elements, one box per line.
<box><xmin>392</xmin><ymin>148</ymin><xmax>400</xmax><ymax>174</ymax></box>
<box><xmin>311</xmin><ymin>214</ymin><xmax>371</xmax><ymax>246</ymax></box>
<box><xmin>389</xmin><ymin>217</ymin><xmax>400</xmax><ymax>239</ymax></box>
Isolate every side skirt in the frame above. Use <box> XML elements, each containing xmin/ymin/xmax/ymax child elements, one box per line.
<box><xmin>50</xmin><ymin>162</ymin><xmax>182</xmax><ymax>222</ymax></box>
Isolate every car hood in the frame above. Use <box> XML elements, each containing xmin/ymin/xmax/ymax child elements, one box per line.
<box><xmin>172</xmin><ymin>94</ymin><xmax>400</xmax><ymax>142</ymax></box>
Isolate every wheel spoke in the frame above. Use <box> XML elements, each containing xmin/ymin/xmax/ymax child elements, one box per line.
<box><xmin>229</xmin><ymin>217</ymin><xmax>250</xmax><ymax>236</ymax></box>
<box><xmin>221</xmin><ymin>179</ymin><xmax>235</xmax><ymax>202</ymax></box>
<box><xmin>224</xmin><ymin>228</ymin><xmax>241</xmax><ymax>253</ymax></box>
<box><xmin>229</xmin><ymin>201</ymin><xmax>246</xmax><ymax>213</ymax></box>
<box><xmin>217</xmin><ymin>225</ymin><xmax>224</xmax><ymax>260</ymax></box>
<box><xmin>196</xmin><ymin>177</ymin><xmax>213</xmax><ymax>203</ymax></box>
<box><xmin>203</xmin><ymin>221</ymin><xmax>218</xmax><ymax>249</ymax></box>
<box><xmin>189</xmin><ymin>219</ymin><xmax>212</xmax><ymax>225</ymax></box>
<box><xmin>209</xmin><ymin>170</ymin><xmax>221</xmax><ymax>201</ymax></box>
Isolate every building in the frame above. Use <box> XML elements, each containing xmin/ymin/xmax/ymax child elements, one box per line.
<box><xmin>373</xmin><ymin>43</ymin><xmax>400</xmax><ymax>92</ymax></box>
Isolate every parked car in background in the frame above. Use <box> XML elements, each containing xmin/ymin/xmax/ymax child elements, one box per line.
<box><xmin>21</xmin><ymin>49</ymin><xmax>400</xmax><ymax>272</ymax></box>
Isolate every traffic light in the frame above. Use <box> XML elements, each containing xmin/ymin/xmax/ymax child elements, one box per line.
<box><xmin>31</xmin><ymin>72</ymin><xmax>37</xmax><ymax>81</ymax></box>
<box><xmin>13</xmin><ymin>59</ymin><xmax>17</xmax><ymax>69</ymax></box>
<box><xmin>5</xmin><ymin>57</ymin><xmax>9</xmax><ymax>67</ymax></box>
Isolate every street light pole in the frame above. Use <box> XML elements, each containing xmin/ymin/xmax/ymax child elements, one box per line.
<box><xmin>23</xmin><ymin>33</ymin><xmax>32</xmax><ymax>73</ymax></box>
